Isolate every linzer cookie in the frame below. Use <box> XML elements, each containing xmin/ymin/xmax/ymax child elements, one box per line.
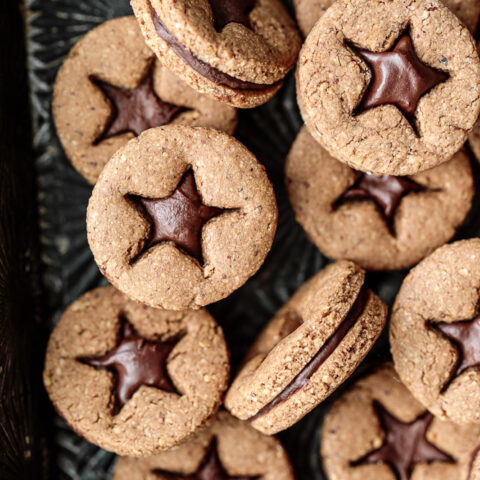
<box><xmin>53</xmin><ymin>17</ymin><xmax>237</xmax><ymax>184</ymax></box>
<box><xmin>113</xmin><ymin>411</ymin><xmax>294</xmax><ymax>480</ymax></box>
<box><xmin>294</xmin><ymin>0</ymin><xmax>480</xmax><ymax>36</ymax></box>
<box><xmin>321</xmin><ymin>363</ymin><xmax>480</xmax><ymax>480</ymax></box>
<box><xmin>87</xmin><ymin>126</ymin><xmax>278</xmax><ymax>311</ymax></box>
<box><xmin>296</xmin><ymin>0</ymin><xmax>480</xmax><ymax>176</ymax></box>
<box><xmin>224</xmin><ymin>260</ymin><xmax>387</xmax><ymax>435</ymax></box>
<box><xmin>43</xmin><ymin>286</ymin><xmax>230</xmax><ymax>456</ymax></box>
<box><xmin>390</xmin><ymin>239</ymin><xmax>480</xmax><ymax>425</ymax></box>
<box><xmin>286</xmin><ymin>126</ymin><xmax>474</xmax><ymax>271</ymax></box>
<box><xmin>130</xmin><ymin>0</ymin><xmax>301</xmax><ymax>108</ymax></box>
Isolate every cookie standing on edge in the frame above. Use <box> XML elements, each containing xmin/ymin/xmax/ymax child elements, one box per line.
<box><xmin>53</xmin><ymin>17</ymin><xmax>238</xmax><ymax>184</ymax></box>
<box><xmin>296</xmin><ymin>0</ymin><xmax>480</xmax><ymax>176</ymax></box>
<box><xmin>286</xmin><ymin>126</ymin><xmax>474</xmax><ymax>271</ymax></box>
<box><xmin>321</xmin><ymin>363</ymin><xmax>480</xmax><ymax>480</ymax></box>
<box><xmin>294</xmin><ymin>0</ymin><xmax>480</xmax><ymax>36</ymax></box>
<box><xmin>43</xmin><ymin>286</ymin><xmax>230</xmax><ymax>457</ymax></box>
<box><xmin>87</xmin><ymin>126</ymin><xmax>278</xmax><ymax>311</ymax></box>
<box><xmin>113</xmin><ymin>411</ymin><xmax>294</xmax><ymax>480</ymax></box>
<box><xmin>130</xmin><ymin>0</ymin><xmax>301</xmax><ymax>108</ymax></box>
<box><xmin>391</xmin><ymin>239</ymin><xmax>480</xmax><ymax>425</ymax></box>
<box><xmin>224</xmin><ymin>260</ymin><xmax>387</xmax><ymax>435</ymax></box>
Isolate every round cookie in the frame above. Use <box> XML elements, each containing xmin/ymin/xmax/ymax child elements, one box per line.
<box><xmin>296</xmin><ymin>0</ymin><xmax>480</xmax><ymax>176</ymax></box>
<box><xmin>53</xmin><ymin>16</ymin><xmax>238</xmax><ymax>184</ymax></box>
<box><xmin>391</xmin><ymin>239</ymin><xmax>480</xmax><ymax>425</ymax></box>
<box><xmin>113</xmin><ymin>411</ymin><xmax>294</xmax><ymax>480</ymax></box>
<box><xmin>43</xmin><ymin>286</ymin><xmax>230</xmax><ymax>456</ymax></box>
<box><xmin>294</xmin><ymin>0</ymin><xmax>335</xmax><ymax>36</ymax></box>
<box><xmin>224</xmin><ymin>260</ymin><xmax>387</xmax><ymax>435</ymax></box>
<box><xmin>321</xmin><ymin>363</ymin><xmax>480</xmax><ymax>480</ymax></box>
<box><xmin>87</xmin><ymin>126</ymin><xmax>278</xmax><ymax>311</ymax></box>
<box><xmin>130</xmin><ymin>0</ymin><xmax>301</xmax><ymax>108</ymax></box>
<box><xmin>294</xmin><ymin>0</ymin><xmax>480</xmax><ymax>36</ymax></box>
<box><xmin>286</xmin><ymin>126</ymin><xmax>474</xmax><ymax>271</ymax></box>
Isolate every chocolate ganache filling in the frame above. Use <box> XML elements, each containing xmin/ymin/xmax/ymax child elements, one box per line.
<box><xmin>249</xmin><ymin>290</ymin><xmax>368</xmax><ymax>421</ymax></box>
<box><xmin>147</xmin><ymin>1</ymin><xmax>275</xmax><ymax>91</ymax></box>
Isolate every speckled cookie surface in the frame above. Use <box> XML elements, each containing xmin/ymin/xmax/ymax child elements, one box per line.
<box><xmin>286</xmin><ymin>126</ymin><xmax>474</xmax><ymax>271</ymax></box>
<box><xmin>391</xmin><ymin>239</ymin><xmax>480</xmax><ymax>425</ymax></box>
<box><xmin>321</xmin><ymin>363</ymin><xmax>480</xmax><ymax>480</ymax></box>
<box><xmin>131</xmin><ymin>0</ymin><xmax>301</xmax><ymax>108</ymax></box>
<box><xmin>296</xmin><ymin>0</ymin><xmax>480</xmax><ymax>176</ymax></box>
<box><xmin>87</xmin><ymin>126</ymin><xmax>278</xmax><ymax>311</ymax></box>
<box><xmin>113</xmin><ymin>411</ymin><xmax>294</xmax><ymax>480</ymax></box>
<box><xmin>53</xmin><ymin>16</ymin><xmax>238</xmax><ymax>184</ymax></box>
<box><xmin>224</xmin><ymin>260</ymin><xmax>387</xmax><ymax>435</ymax></box>
<box><xmin>294</xmin><ymin>0</ymin><xmax>480</xmax><ymax>36</ymax></box>
<box><xmin>43</xmin><ymin>286</ymin><xmax>230</xmax><ymax>456</ymax></box>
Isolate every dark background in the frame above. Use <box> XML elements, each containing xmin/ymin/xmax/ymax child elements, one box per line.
<box><xmin>2</xmin><ymin>0</ymin><xmax>480</xmax><ymax>479</ymax></box>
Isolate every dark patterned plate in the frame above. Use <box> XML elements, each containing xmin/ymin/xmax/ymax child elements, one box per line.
<box><xmin>25</xmin><ymin>0</ymin><xmax>480</xmax><ymax>478</ymax></box>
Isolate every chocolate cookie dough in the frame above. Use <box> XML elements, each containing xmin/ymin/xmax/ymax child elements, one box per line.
<box><xmin>321</xmin><ymin>363</ymin><xmax>480</xmax><ymax>480</ymax></box>
<box><xmin>130</xmin><ymin>0</ymin><xmax>301</xmax><ymax>108</ymax></box>
<box><xmin>113</xmin><ymin>411</ymin><xmax>294</xmax><ymax>480</ymax></box>
<box><xmin>390</xmin><ymin>239</ymin><xmax>480</xmax><ymax>425</ymax></box>
<box><xmin>43</xmin><ymin>286</ymin><xmax>230</xmax><ymax>456</ymax></box>
<box><xmin>286</xmin><ymin>126</ymin><xmax>474</xmax><ymax>271</ymax></box>
<box><xmin>224</xmin><ymin>260</ymin><xmax>387</xmax><ymax>435</ymax></box>
<box><xmin>87</xmin><ymin>126</ymin><xmax>278</xmax><ymax>311</ymax></box>
<box><xmin>294</xmin><ymin>0</ymin><xmax>480</xmax><ymax>36</ymax></box>
<box><xmin>53</xmin><ymin>17</ymin><xmax>237</xmax><ymax>184</ymax></box>
<box><xmin>297</xmin><ymin>0</ymin><xmax>480</xmax><ymax>176</ymax></box>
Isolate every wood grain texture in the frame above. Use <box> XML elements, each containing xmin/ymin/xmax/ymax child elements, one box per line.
<box><xmin>0</xmin><ymin>1</ymin><xmax>51</xmax><ymax>479</ymax></box>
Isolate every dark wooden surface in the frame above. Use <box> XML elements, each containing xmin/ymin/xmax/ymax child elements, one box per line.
<box><xmin>0</xmin><ymin>1</ymin><xmax>51</xmax><ymax>479</ymax></box>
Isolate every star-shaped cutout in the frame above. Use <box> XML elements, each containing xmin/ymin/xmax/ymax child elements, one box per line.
<box><xmin>130</xmin><ymin>171</ymin><xmax>228</xmax><ymax>265</ymax></box>
<box><xmin>354</xmin><ymin>33</ymin><xmax>449</xmax><ymax>123</ymax></box>
<box><xmin>335</xmin><ymin>173</ymin><xmax>424</xmax><ymax>232</ymax></box>
<box><xmin>353</xmin><ymin>402</ymin><xmax>453</xmax><ymax>480</ymax></box>
<box><xmin>208</xmin><ymin>0</ymin><xmax>256</xmax><ymax>32</ymax></box>
<box><xmin>433</xmin><ymin>313</ymin><xmax>480</xmax><ymax>390</ymax></box>
<box><xmin>79</xmin><ymin>317</ymin><xmax>181</xmax><ymax>413</ymax></box>
<box><xmin>153</xmin><ymin>439</ymin><xmax>260</xmax><ymax>479</ymax></box>
<box><xmin>93</xmin><ymin>64</ymin><xmax>186</xmax><ymax>143</ymax></box>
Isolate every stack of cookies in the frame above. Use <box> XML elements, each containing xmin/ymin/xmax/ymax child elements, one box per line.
<box><xmin>43</xmin><ymin>0</ymin><xmax>480</xmax><ymax>478</ymax></box>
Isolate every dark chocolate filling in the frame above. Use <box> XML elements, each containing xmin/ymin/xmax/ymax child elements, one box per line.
<box><xmin>152</xmin><ymin>438</ymin><xmax>260</xmax><ymax>480</ymax></box>
<box><xmin>78</xmin><ymin>317</ymin><xmax>182</xmax><ymax>414</ymax></box>
<box><xmin>333</xmin><ymin>173</ymin><xmax>425</xmax><ymax>235</ymax></box>
<box><xmin>249</xmin><ymin>290</ymin><xmax>368</xmax><ymax>421</ymax></box>
<box><xmin>351</xmin><ymin>31</ymin><xmax>449</xmax><ymax>135</ymax></box>
<box><xmin>148</xmin><ymin>0</ymin><xmax>275</xmax><ymax>91</ymax></box>
<box><xmin>128</xmin><ymin>170</ymin><xmax>227</xmax><ymax>266</ymax></box>
<box><xmin>432</xmin><ymin>313</ymin><xmax>480</xmax><ymax>392</ymax></box>
<box><xmin>351</xmin><ymin>402</ymin><xmax>453</xmax><ymax>480</ymax></box>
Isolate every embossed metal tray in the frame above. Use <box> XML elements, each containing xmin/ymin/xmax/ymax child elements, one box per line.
<box><xmin>23</xmin><ymin>0</ymin><xmax>480</xmax><ymax>478</ymax></box>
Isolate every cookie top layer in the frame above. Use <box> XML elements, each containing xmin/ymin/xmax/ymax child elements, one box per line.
<box><xmin>53</xmin><ymin>16</ymin><xmax>238</xmax><ymax>184</ymax></box>
<box><xmin>224</xmin><ymin>260</ymin><xmax>387</xmax><ymax>434</ymax></box>
<box><xmin>294</xmin><ymin>0</ymin><xmax>480</xmax><ymax>36</ymax></box>
<box><xmin>87</xmin><ymin>126</ymin><xmax>278</xmax><ymax>310</ymax></box>
<box><xmin>113</xmin><ymin>411</ymin><xmax>294</xmax><ymax>480</ymax></box>
<box><xmin>131</xmin><ymin>0</ymin><xmax>301</xmax><ymax>107</ymax></box>
<box><xmin>286</xmin><ymin>126</ymin><xmax>474</xmax><ymax>271</ymax></box>
<box><xmin>43</xmin><ymin>286</ymin><xmax>230</xmax><ymax>456</ymax></box>
<box><xmin>321</xmin><ymin>363</ymin><xmax>480</xmax><ymax>480</ymax></box>
<box><xmin>296</xmin><ymin>0</ymin><xmax>480</xmax><ymax>176</ymax></box>
<box><xmin>391</xmin><ymin>239</ymin><xmax>480</xmax><ymax>425</ymax></box>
